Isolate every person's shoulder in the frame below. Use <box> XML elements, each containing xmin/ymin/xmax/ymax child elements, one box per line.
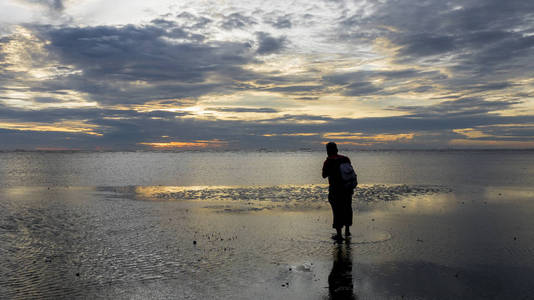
<box><xmin>326</xmin><ymin>154</ymin><xmax>349</xmax><ymax>163</ymax></box>
<box><xmin>338</xmin><ymin>154</ymin><xmax>351</xmax><ymax>163</ymax></box>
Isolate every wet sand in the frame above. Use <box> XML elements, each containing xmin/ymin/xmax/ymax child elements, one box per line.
<box><xmin>1</xmin><ymin>184</ymin><xmax>534</xmax><ymax>299</ymax></box>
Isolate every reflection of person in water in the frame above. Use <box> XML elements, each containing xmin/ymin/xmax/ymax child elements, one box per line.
<box><xmin>328</xmin><ymin>241</ymin><xmax>356</xmax><ymax>299</ymax></box>
<box><xmin>322</xmin><ymin>142</ymin><xmax>354</xmax><ymax>240</ymax></box>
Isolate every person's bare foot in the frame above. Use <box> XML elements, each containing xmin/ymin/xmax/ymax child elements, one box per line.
<box><xmin>332</xmin><ymin>228</ymin><xmax>343</xmax><ymax>241</ymax></box>
<box><xmin>331</xmin><ymin>234</ymin><xmax>343</xmax><ymax>241</ymax></box>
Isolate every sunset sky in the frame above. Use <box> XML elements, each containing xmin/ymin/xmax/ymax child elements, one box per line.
<box><xmin>1</xmin><ymin>0</ymin><xmax>533</xmax><ymax>150</ymax></box>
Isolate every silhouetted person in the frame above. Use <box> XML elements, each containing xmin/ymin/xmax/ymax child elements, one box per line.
<box><xmin>328</xmin><ymin>241</ymin><xmax>356</xmax><ymax>299</ymax></box>
<box><xmin>322</xmin><ymin>142</ymin><xmax>355</xmax><ymax>240</ymax></box>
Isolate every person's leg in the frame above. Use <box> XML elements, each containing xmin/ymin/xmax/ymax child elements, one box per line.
<box><xmin>329</xmin><ymin>207</ymin><xmax>342</xmax><ymax>240</ymax></box>
<box><xmin>335</xmin><ymin>227</ymin><xmax>342</xmax><ymax>238</ymax></box>
<box><xmin>330</xmin><ymin>190</ymin><xmax>346</xmax><ymax>240</ymax></box>
<box><xmin>329</xmin><ymin>191</ymin><xmax>341</xmax><ymax>238</ymax></box>
<box><xmin>342</xmin><ymin>190</ymin><xmax>353</xmax><ymax>237</ymax></box>
<box><xmin>329</xmin><ymin>201</ymin><xmax>338</xmax><ymax>229</ymax></box>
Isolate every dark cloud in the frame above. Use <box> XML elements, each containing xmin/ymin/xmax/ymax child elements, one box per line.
<box><xmin>396</xmin><ymin>34</ymin><xmax>456</xmax><ymax>57</ymax></box>
<box><xmin>394</xmin><ymin>97</ymin><xmax>522</xmax><ymax>118</ymax></box>
<box><xmin>322</xmin><ymin>115</ymin><xmax>534</xmax><ymax>136</ymax></box>
<box><xmin>33</xmin><ymin>97</ymin><xmax>62</xmax><ymax>103</ymax></box>
<box><xmin>414</xmin><ymin>86</ymin><xmax>434</xmax><ymax>93</ymax></box>
<box><xmin>150</xmin><ymin>18</ymin><xmax>178</xmax><ymax>28</ymax></box>
<box><xmin>40</xmin><ymin>25</ymin><xmax>207</xmax><ymax>81</ymax></box>
<box><xmin>0</xmin><ymin>105</ymin><xmax>189</xmax><ymax>125</ymax></box>
<box><xmin>19</xmin><ymin>0</ymin><xmax>64</xmax><ymax>11</ymax></box>
<box><xmin>221</xmin><ymin>13</ymin><xmax>257</xmax><ymax>30</ymax></box>
<box><xmin>320</xmin><ymin>65</ymin><xmax>522</xmax><ymax>98</ymax></box>
<box><xmin>263</xmin><ymin>85</ymin><xmax>321</xmax><ymax>93</ymax></box>
<box><xmin>249</xmin><ymin>72</ymin><xmax>317</xmax><ymax>86</ymax></box>
<box><xmin>377</xmin><ymin>69</ymin><xmax>444</xmax><ymax>80</ymax></box>
<box><xmin>176</xmin><ymin>12</ymin><xmax>212</xmax><ymax>30</ymax></box>
<box><xmin>460</xmin><ymin>82</ymin><xmax>516</xmax><ymax>93</ymax></box>
<box><xmin>19</xmin><ymin>23</ymin><xmax>258</xmax><ymax>105</ymax></box>
<box><xmin>294</xmin><ymin>96</ymin><xmax>319</xmax><ymax>101</ymax></box>
<box><xmin>343</xmin><ymin>81</ymin><xmax>382</xmax><ymax>97</ymax></box>
<box><xmin>452</xmin><ymin>31</ymin><xmax>534</xmax><ymax>75</ymax></box>
<box><xmin>323</xmin><ymin>69</ymin><xmax>445</xmax><ymax>84</ymax></box>
<box><xmin>472</xmin><ymin>124</ymin><xmax>534</xmax><ymax>139</ymax></box>
<box><xmin>336</xmin><ymin>0</ymin><xmax>534</xmax><ymax>89</ymax></box>
<box><xmin>263</xmin><ymin>114</ymin><xmax>332</xmax><ymax>123</ymax></box>
<box><xmin>266</xmin><ymin>15</ymin><xmax>292</xmax><ymax>29</ymax></box>
<box><xmin>255</xmin><ymin>32</ymin><xmax>286</xmax><ymax>54</ymax></box>
<box><xmin>322</xmin><ymin>69</ymin><xmax>447</xmax><ymax>97</ymax></box>
<box><xmin>0</xmin><ymin>128</ymin><xmax>101</xmax><ymax>150</ymax></box>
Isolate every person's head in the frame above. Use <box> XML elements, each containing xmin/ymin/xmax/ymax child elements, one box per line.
<box><xmin>326</xmin><ymin>142</ymin><xmax>338</xmax><ymax>156</ymax></box>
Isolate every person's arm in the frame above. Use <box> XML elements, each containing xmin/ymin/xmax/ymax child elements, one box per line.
<box><xmin>322</xmin><ymin>160</ymin><xmax>328</xmax><ymax>178</ymax></box>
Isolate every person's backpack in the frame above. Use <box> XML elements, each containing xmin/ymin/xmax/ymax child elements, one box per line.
<box><xmin>339</xmin><ymin>161</ymin><xmax>358</xmax><ymax>190</ymax></box>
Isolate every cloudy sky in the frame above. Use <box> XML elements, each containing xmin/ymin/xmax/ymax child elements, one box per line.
<box><xmin>0</xmin><ymin>0</ymin><xmax>533</xmax><ymax>150</ymax></box>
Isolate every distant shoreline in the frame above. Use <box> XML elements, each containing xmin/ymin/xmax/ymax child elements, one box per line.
<box><xmin>2</xmin><ymin>148</ymin><xmax>534</xmax><ymax>153</ymax></box>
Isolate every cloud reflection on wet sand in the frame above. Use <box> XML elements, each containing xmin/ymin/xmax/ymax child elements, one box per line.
<box><xmin>1</xmin><ymin>184</ymin><xmax>534</xmax><ymax>298</ymax></box>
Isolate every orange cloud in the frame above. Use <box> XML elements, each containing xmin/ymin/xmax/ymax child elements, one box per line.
<box><xmin>262</xmin><ymin>133</ymin><xmax>319</xmax><ymax>137</ymax></box>
<box><xmin>452</xmin><ymin>128</ymin><xmax>492</xmax><ymax>138</ymax></box>
<box><xmin>139</xmin><ymin>139</ymin><xmax>227</xmax><ymax>149</ymax></box>
<box><xmin>335</xmin><ymin>141</ymin><xmax>374</xmax><ymax>146</ymax></box>
<box><xmin>0</xmin><ymin>121</ymin><xmax>102</xmax><ymax>135</ymax></box>
<box><xmin>323</xmin><ymin>132</ymin><xmax>415</xmax><ymax>142</ymax></box>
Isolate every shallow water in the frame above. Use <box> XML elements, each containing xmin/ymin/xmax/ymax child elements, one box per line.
<box><xmin>1</xmin><ymin>183</ymin><xmax>534</xmax><ymax>299</ymax></box>
<box><xmin>1</xmin><ymin>151</ymin><xmax>534</xmax><ymax>298</ymax></box>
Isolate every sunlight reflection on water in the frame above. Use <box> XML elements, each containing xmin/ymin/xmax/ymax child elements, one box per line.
<box><xmin>2</xmin><ymin>184</ymin><xmax>534</xmax><ymax>298</ymax></box>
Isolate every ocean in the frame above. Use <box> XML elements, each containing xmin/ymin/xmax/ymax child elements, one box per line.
<box><xmin>1</xmin><ymin>150</ymin><xmax>533</xmax><ymax>187</ymax></box>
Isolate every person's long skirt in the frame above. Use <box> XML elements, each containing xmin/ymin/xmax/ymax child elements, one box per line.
<box><xmin>328</xmin><ymin>188</ymin><xmax>353</xmax><ymax>229</ymax></box>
